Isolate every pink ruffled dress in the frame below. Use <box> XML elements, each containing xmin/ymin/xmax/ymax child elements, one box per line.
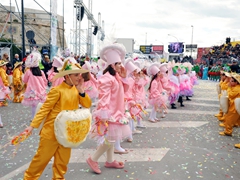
<box><xmin>168</xmin><ymin>75</ymin><xmax>180</xmax><ymax>104</ymax></box>
<box><xmin>133</xmin><ymin>76</ymin><xmax>149</xmax><ymax>108</ymax></box>
<box><xmin>124</xmin><ymin>76</ymin><xmax>146</xmax><ymax>120</ymax></box>
<box><xmin>148</xmin><ymin>79</ymin><xmax>168</xmax><ymax>109</ymax></box>
<box><xmin>190</xmin><ymin>72</ymin><xmax>199</xmax><ymax>86</ymax></box>
<box><xmin>179</xmin><ymin>74</ymin><xmax>193</xmax><ymax>96</ymax></box>
<box><xmin>83</xmin><ymin>73</ymin><xmax>98</xmax><ymax>99</ymax></box>
<box><xmin>47</xmin><ymin>69</ymin><xmax>64</xmax><ymax>87</ymax></box>
<box><xmin>22</xmin><ymin>69</ymin><xmax>48</xmax><ymax>106</ymax></box>
<box><xmin>0</xmin><ymin>77</ymin><xmax>11</xmax><ymax>102</ymax></box>
<box><xmin>89</xmin><ymin>72</ymin><xmax>131</xmax><ymax>144</ymax></box>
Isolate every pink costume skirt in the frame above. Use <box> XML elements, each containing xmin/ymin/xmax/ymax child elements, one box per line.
<box><xmin>22</xmin><ymin>90</ymin><xmax>46</xmax><ymax>106</ymax></box>
<box><xmin>168</xmin><ymin>81</ymin><xmax>180</xmax><ymax>104</ymax></box>
<box><xmin>89</xmin><ymin>121</ymin><xmax>131</xmax><ymax>145</ymax></box>
<box><xmin>179</xmin><ymin>81</ymin><xmax>193</xmax><ymax>96</ymax></box>
<box><xmin>148</xmin><ymin>92</ymin><xmax>168</xmax><ymax>108</ymax></box>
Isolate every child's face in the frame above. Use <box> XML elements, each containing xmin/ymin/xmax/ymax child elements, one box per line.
<box><xmin>67</xmin><ymin>73</ymin><xmax>81</xmax><ymax>86</ymax></box>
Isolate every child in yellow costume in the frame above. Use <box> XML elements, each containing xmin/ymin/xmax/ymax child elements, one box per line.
<box><xmin>23</xmin><ymin>59</ymin><xmax>91</xmax><ymax>180</ymax></box>
<box><xmin>13</xmin><ymin>62</ymin><xmax>24</xmax><ymax>103</ymax></box>
<box><xmin>219</xmin><ymin>74</ymin><xmax>240</xmax><ymax>136</ymax></box>
<box><xmin>0</xmin><ymin>60</ymin><xmax>10</xmax><ymax>106</ymax></box>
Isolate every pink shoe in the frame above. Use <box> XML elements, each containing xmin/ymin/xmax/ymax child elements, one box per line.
<box><xmin>86</xmin><ymin>157</ymin><xmax>101</xmax><ymax>174</ymax></box>
<box><xmin>105</xmin><ymin>160</ymin><xmax>124</xmax><ymax>169</ymax></box>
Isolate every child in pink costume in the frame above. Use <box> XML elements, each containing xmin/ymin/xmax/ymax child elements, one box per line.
<box><xmin>47</xmin><ymin>56</ymin><xmax>64</xmax><ymax>87</ymax></box>
<box><xmin>82</xmin><ymin>61</ymin><xmax>98</xmax><ymax>102</ymax></box>
<box><xmin>178</xmin><ymin>65</ymin><xmax>193</xmax><ymax>97</ymax></box>
<box><xmin>0</xmin><ymin>70</ymin><xmax>11</xmax><ymax>127</ymax></box>
<box><xmin>158</xmin><ymin>63</ymin><xmax>172</xmax><ymax>115</ymax></box>
<box><xmin>123</xmin><ymin>58</ymin><xmax>142</xmax><ymax>143</ymax></box>
<box><xmin>133</xmin><ymin>59</ymin><xmax>150</xmax><ymax>109</ymax></box>
<box><xmin>147</xmin><ymin>63</ymin><xmax>168</xmax><ymax>123</ymax></box>
<box><xmin>22</xmin><ymin>51</ymin><xmax>48</xmax><ymax>120</ymax></box>
<box><xmin>168</xmin><ymin>64</ymin><xmax>180</xmax><ymax>109</ymax></box>
<box><xmin>87</xmin><ymin>43</ymin><xmax>131</xmax><ymax>174</ymax></box>
<box><xmin>132</xmin><ymin>60</ymin><xmax>149</xmax><ymax>128</ymax></box>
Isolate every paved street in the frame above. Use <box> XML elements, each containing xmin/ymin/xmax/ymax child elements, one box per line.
<box><xmin>1</xmin><ymin>79</ymin><xmax>240</xmax><ymax>180</ymax></box>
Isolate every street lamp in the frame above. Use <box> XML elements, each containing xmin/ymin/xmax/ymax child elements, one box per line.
<box><xmin>191</xmin><ymin>25</ymin><xmax>194</xmax><ymax>57</ymax></box>
<box><xmin>168</xmin><ymin>34</ymin><xmax>179</xmax><ymax>42</ymax></box>
<box><xmin>145</xmin><ymin>32</ymin><xmax>147</xmax><ymax>45</ymax></box>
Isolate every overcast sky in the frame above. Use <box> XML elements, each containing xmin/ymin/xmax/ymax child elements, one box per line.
<box><xmin>1</xmin><ymin>0</ymin><xmax>240</xmax><ymax>52</ymax></box>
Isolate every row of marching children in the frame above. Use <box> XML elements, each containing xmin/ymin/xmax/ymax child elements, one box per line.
<box><xmin>83</xmin><ymin>44</ymin><xmax>198</xmax><ymax>173</ymax></box>
<box><xmin>0</xmin><ymin>43</ymin><xmax>198</xmax><ymax>178</ymax></box>
<box><xmin>214</xmin><ymin>71</ymin><xmax>240</xmax><ymax>149</ymax></box>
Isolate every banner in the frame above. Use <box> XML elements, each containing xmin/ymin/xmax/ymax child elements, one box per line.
<box><xmin>50</xmin><ymin>45</ymin><xmax>58</xmax><ymax>60</ymax></box>
<box><xmin>196</xmin><ymin>47</ymin><xmax>211</xmax><ymax>63</ymax></box>
<box><xmin>50</xmin><ymin>0</ymin><xmax>58</xmax><ymax>59</ymax></box>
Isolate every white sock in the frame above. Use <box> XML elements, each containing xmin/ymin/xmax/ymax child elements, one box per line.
<box><xmin>114</xmin><ymin>139</ymin><xmax>125</xmax><ymax>152</ymax></box>
<box><xmin>149</xmin><ymin>107</ymin><xmax>156</xmax><ymax>120</ymax></box>
<box><xmin>129</xmin><ymin>119</ymin><xmax>135</xmax><ymax>131</ymax></box>
<box><xmin>137</xmin><ymin>117</ymin><xmax>142</xmax><ymax>126</ymax></box>
<box><xmin>127</xmin><ymin>120</ymin><xmax>133</xmax><ymax>139</ymax></box>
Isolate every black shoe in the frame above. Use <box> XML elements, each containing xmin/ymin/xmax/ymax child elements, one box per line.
<box><xmin>178</xmin><ymin>96</ymin><xmax>183</xmax><ymax>103</ymax></box>
<box><xmin>186</xmin><ymin>97</ymin><xmax>191</xmax><ymax>101</ymax></box>
<box><xmin>180</xmin><ymin>104</ymin><xmax>185</xmax><ymax>107</ymax></box>
<box><xmin>171</xmin><ymin>104</ymin><xmax>177</xmax><ymax>109</ymax></box>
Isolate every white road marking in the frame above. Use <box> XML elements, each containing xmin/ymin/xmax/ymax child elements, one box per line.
<box><xmin>0</xmin><ymin>148</ymin><xmax>170</xmax><ymax>180</ymax></box>
<box><xmin>183</xmin><ymin>102</ymin><xmax>219</xmax><ymax>107</ymax></box>
<box><xmin>141</xmin><ymin>121</ymin><xmax>208</xmax><ymax>128</ymax></box>
<box><xmin>145</xmin><ymin>109</ymin><xmax>217</xmax><ymax>115</ymax></box>
<box><xmin>69</xmin><ymin>148</ymin><xmax>170</xmax><ymax>163</ymax></box>
<box><xmin>0</xmin><ymin>162</ymin><xmax>30</xmax><ymax>180</ymax></box>
<box><xmin>190</xmin><ymin>97</ymin><xmax>218</xmax><ymax>101</ymax></box>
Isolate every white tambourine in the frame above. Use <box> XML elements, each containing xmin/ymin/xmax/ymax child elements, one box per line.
<box><xmin>54</xmin><ymin>108</ymin><xmax>92</xmax><ymax>148</ymax></box>
<box><xmin>220</xmin><ymin>90</ymin><xmax>228</xmax><ymax>114</ymax></box>
<box><xmin>216</xmin><ymin>83</ymin><xmax>221</xmax><ymax>95</ymax></box>
<box><xmin>234</xmin><ymin>98</ymin><xmax>240</xmax><ymax>115</ymax></box>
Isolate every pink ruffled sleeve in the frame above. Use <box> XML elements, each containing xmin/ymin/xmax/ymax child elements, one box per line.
<box><xmin>143</xmin><ymin>76</ymin><xmax>150</xmax><ymax>86</ymax></box>
<box><xmin>48</xmin><ymin>70</ymin><xmax>55</xmax><ymax>83</ymax></box>
<box><xmin>150</xmin><ymin>80</ymin><xmax>161</xmax><ymax>98</ymax></box>
<box><xmin>95</xmin><ymin>75</ymin><xmax>113</xmax><ymax>119</ymax></box>
<box><xmin>89</xmin><ymin>73</ymin><xmax>98</xmax><ymax>86</ymax></box>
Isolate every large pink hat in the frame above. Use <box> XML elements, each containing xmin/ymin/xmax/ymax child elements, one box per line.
<box><xmin>82</xmin><ymin>61</ymin><xmax>91</xmax><ymax>70</ymax></box>
<box><xmin>124</xmin><ymin>57</ymin><xmax>140</xmax><ymax>74</ymax></box>
<box><xmin>159</xmin><ymin>63</ymin><xmax>168</xmax><ymax>74</ymax></box>
<box><xmin>25</xmin><ymin>51</ymin><xmax>41</xmax><ymax>68</ymax></box>
<box><xmin>100</xmin><ymin>43</ymin><xmax>126</xmax><ymax>65</ymax></box>
<box><xmin>147</xmin><ymin>62</ymin><xmax>160</xmax><ymax>76</ymax></box>
<box><xmin>52</xmin><ymin>56</ymin><xmax>63</xmax><ymax>68</ymax></box>
<box><xmin>134</xmin><ymin>59</ymin><xmax>145</xmax><ymax>70</ymax></box>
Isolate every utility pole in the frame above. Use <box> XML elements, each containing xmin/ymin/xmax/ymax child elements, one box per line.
<box><xmin>21</xmin><ymin>0</ymin><xmax>25</xmax><ymax>59</ymax></box>
<box><xmin>191</xmin><ymin>25</ymin><xmax>193</xmax><ymax>57</ymax></box>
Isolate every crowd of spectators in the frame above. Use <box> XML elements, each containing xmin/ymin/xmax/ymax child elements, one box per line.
<box><xmin>201</xmin><ymin>42</ymin><xmax>240</xmax><ymax>66</ymax></box>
